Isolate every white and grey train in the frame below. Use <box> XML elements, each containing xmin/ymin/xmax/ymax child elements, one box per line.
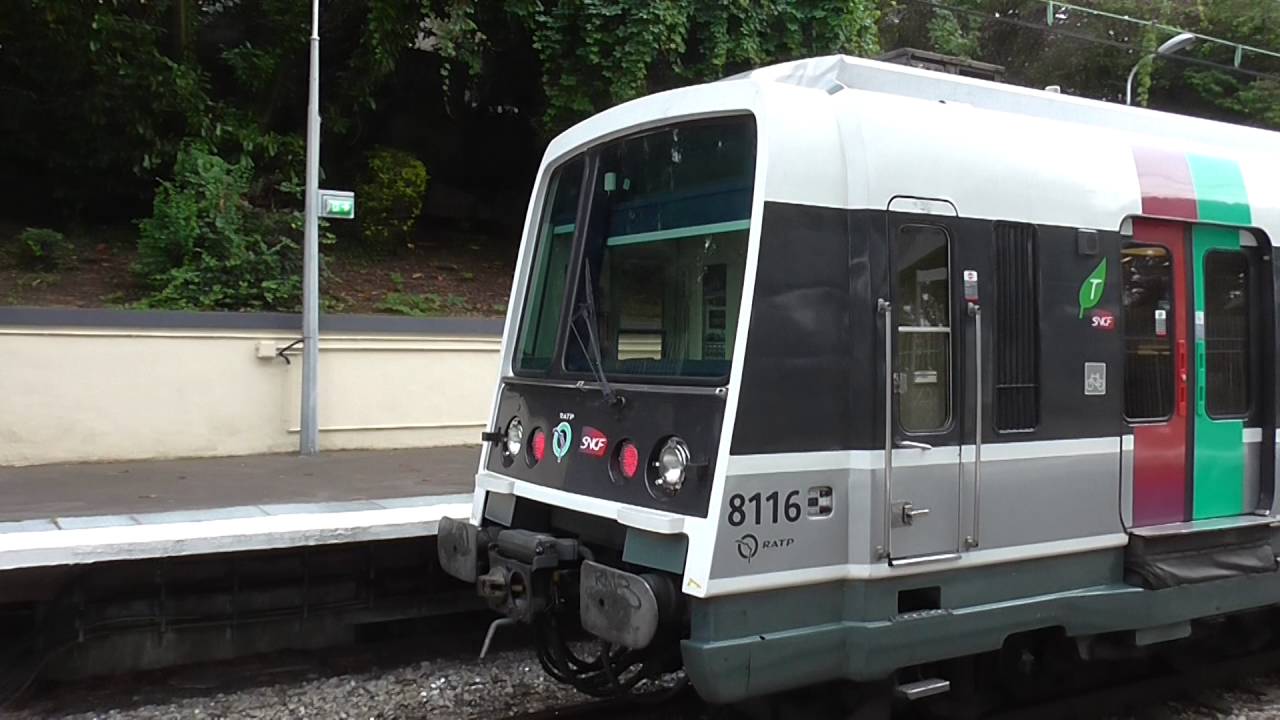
<box><xmin>438</xmin><ymin>55</ymin><xmax>1280</xmax><ymax>709</ymax></box>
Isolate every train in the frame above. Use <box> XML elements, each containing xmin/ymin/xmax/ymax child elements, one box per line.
<box><xmin>437</xmin><ymin>53</ymin><xmax>1280</xmax><ymax>713</ymax></box>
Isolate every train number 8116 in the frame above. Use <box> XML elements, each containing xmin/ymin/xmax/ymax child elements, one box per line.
<box><xmin>727</xmin><ymin>491</ymin><xmax>802</xmax><ymax>526</ymax></box>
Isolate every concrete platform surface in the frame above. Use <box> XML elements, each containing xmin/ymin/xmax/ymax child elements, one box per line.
<box><xmin>0</xmin><ymin>447</ymin><xmax>480</xmax><ymax>571</ymax></box>
<box><xmin>0</xmin><ymin>446</ymin><xmax>479</xmax><ymax>523</ymax></box>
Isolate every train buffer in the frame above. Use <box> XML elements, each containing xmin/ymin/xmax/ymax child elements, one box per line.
<box><xmin>0</xmin><ymin>447</ymin><xmax>476</xmax><ymax>571</ymax></box>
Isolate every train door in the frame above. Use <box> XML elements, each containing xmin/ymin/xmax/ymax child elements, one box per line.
<box><xmin>884</xmin><ymin>205</ymin><xmax>964</xmax><ymax>560</ymax></box>
<box><xmin>1126</xmin><ymin>220</ymin><xmax>1188</xmax><ymax>526</ymax></box>
<box><xmin>1189</xmin><ymin>225</ymin><xmax>1258</xmax><ymax>519</ymax></box>
<box><xmin>1127</xmin><ymin>219</ymin><xmax>1261</xmax><ymax>526</ymax></box>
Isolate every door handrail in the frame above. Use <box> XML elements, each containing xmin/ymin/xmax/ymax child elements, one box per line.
<box><xmin>879</xmin><ymin>297</ymin><xmax>893</xmax><ymax>560</ymax></box>
<box><xmin>967</xmin><ymin>301</ymin><xmax>983</xmax><ymax>549</ymax></box>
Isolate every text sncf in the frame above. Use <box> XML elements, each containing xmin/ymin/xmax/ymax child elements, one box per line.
<box><xmin>579</xmin><ymin>426</ymin><xmax>608</xmax><ymax>457</ymax></box>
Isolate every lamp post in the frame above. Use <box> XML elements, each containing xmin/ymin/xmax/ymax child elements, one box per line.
<box><xmin>300</xmin><ymin>0</ymin><xmax>321</xmax><ymax>455</ymax></box>
<box><xmin>1126</xmin><ymin>32</ymin><xmax>1197</xmax><ymax>106</ymax></box>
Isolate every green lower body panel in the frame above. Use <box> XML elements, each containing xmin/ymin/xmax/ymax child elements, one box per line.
<box><xmin>681</xmin><ymin>549</ymin><xmax>1280</xmax><ymax>704</ymax></box>
<box><xmin>1192</xmin><ymin>416</ymin><xmax>1244</xmax><ymax>518</ymax></box>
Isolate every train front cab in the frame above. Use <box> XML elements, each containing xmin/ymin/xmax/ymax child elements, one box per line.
<box><xmin>438</xmin><ymin>70</ymin><xmax>1280</xmax><ymax>708</ymax></box>
<box><xmin>438</xmin><ymin>110</ymin><xmax>760</xmax><ymax>698</ymax></box>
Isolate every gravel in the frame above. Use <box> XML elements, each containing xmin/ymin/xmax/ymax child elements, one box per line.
<box><xmin>15</xmin><ymin>647</ymin><xmax>1280</xmax><ymax>720</ymax></box>
<box><xmin>1126</xmin><ymin>673</ymin><xmax>1280</xmax><ymax>720</ymax></box>
<box><xmin>11</xmin><ymin>648</ymin><xmax>589</xmax><ymax>720</ymax></box>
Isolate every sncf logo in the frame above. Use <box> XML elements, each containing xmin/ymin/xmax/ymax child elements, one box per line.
<box><xmin>578</xmin><ymin>426</ymin><xmax>608</xmax><ymax>457</ymax></box>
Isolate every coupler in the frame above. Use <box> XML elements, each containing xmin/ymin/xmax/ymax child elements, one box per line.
<box><xmin>436</xmin><ymin>517</ymin><xmax>680</xmax><ymax>648</ymax></box>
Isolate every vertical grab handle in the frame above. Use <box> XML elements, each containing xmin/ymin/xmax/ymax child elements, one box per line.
<box><xmin>1196</xmin><ymin>346</ymin><xmax>1206</xmax><ymax>412</ymax></box>
<box><xmin>968</xmin><ymin>301</ymin><xmax>982</xmax><ymax>549</ymax></box>
<box><xmin>878</xmin><ymin>298</ymin><xmax>893</xmax><ymax>560</ymax></box>
<box><xmin>1176</xmin><ymin>339</ymin><xmax>1188</xmax><ymax>417</ymax></box>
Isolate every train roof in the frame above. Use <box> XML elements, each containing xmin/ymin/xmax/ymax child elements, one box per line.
<box><xmin>737</xmin><ymin>55</ymin><xmax>1280</xmax><ymax>156</ymax></box>
<box><xmin>540</xmin><ymin>55</ymin><xmax>1280</xmax><ymax>241</ymax></box>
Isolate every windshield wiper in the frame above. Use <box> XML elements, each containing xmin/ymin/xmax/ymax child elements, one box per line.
<box><xmin>569</xmin><ymin>261</ymin><xmax>624</xmax><ymax>408</ymax></box>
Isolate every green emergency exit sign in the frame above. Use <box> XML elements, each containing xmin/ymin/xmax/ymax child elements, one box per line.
<box><xmin>319</xmin><ymin>189</ymin><xmax>355</xmax><ymax>220</ymax></box>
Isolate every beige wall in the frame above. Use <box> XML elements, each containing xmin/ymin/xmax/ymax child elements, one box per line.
<box><xmin>0</xmin><ymin>325</ymin><xmax>500</xmax><ymax>466</ymax></box>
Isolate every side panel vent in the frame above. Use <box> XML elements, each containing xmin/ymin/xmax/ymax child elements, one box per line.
<box><xmin>993</xmin><ymin>223</ymin><xmax>1040</xmax><ymax>432</ymax></box>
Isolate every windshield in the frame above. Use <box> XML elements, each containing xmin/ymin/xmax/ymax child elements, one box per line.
<box><xmin>513</xmin><ymin>115</ymin><xmax>755</xmax><ymax>381</ymax></box>
<box><xmin>569</xmin><ymin>116</ymin><xmax>755</xmax><ymax>381</ymax></box>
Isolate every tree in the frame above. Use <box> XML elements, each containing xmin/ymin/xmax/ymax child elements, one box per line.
<box><xmin>881</xmin><ymin>0</ymin><xmax>1280</xmax><ymax>129</ymax></box>
<box><xmin>425</xmin><ymin>0</ymin><xmax>882</xmax><ymax>132</ymax></box>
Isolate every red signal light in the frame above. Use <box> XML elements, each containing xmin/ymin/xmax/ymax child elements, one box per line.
<box><xmin>618</xmin><ymin>441</ymin><xmax>640</xmax><ymax>479</ymax></box>
<box><xmin>530</xmin><ymin>428</ymin><xmax>546</xmax><ymax>464</ymax></box>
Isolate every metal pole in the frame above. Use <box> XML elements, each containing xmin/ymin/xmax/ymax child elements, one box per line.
<box><xmin>300</xmin><ymin>0</ymin><xmax>321</xmax><ymax>455</ymax></box>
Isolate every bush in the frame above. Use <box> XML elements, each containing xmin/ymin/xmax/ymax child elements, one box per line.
<box><xmin>13</xmin><ymin>228</ymin><xmax>73</xmax><ymax>271</ymax></box>
<box><xmin>356</xmin><ymin>148</ymin><xmax>428</xmax><ymax>252</ymax></box>
<box><xmin>135</xmin><ymin>144</ymin><xmax>302</xmax><ymax>311</ymax></box>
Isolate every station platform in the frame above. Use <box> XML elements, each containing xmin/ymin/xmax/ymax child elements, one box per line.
<box><xmin>0</xmin><ymin>447</ymin><xmax>478</xmax><ymax>571</ymax></box>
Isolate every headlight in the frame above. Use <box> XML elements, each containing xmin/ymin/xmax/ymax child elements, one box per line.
<box><xmin>652</xmin><ymin>437</ymin><xmax>690</xmax><ymax>495</ymax></box>
<box><xmin>504</xmin><ymin>418</ymin><xmax>524</xmax><ymax>458</ymax></box>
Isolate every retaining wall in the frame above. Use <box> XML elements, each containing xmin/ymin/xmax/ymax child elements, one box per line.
<box><xmin>0</xmin><ymin>309</ymin><xmax>503</xmax><ymax>466</ymax></box>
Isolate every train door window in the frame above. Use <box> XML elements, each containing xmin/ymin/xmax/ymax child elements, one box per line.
<box><xmin>992</xmin><ymin>223</ymin><xmax>1040</xmax><ymax>432</ymax></box>
<box><xmin>1122</xmin><ymin>244</ymin><xmax>1175</xmax><ymax>421</ymax></box>
<box><xmin>895</xmin><ymin>225</ymin><xmax>951</xmax><ymax>433</ymax></box>
<box><xmin>515</xmin><ymin>157</ymin><xmax>584</xmax><ymax>373</ymax></box>
<box><xmin>1203</xmin><ymin>250</ymin><xmax>1250</xmax><ymax>418</ymax></box>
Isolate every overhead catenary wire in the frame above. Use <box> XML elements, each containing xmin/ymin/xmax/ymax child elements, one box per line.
<box><xmin>1043</xmin><ymin>0</ymin><xmax>1280</xmax><ymax>65</ymax></box>
<box><xmin>908</xmin><ymin>0</ymin><xmax>1280</xmax><ymax>84</ymax></box>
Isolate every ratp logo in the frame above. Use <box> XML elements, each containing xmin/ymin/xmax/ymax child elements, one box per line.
<box><xmin>578</xmin><ymin>426</ymin><xmax>608</xmax><ymax>457</ymax></box>
<box><xmin>552</xmin><ymin>422</ymin><xmax>573</xmax><ymax>462</ymax></box>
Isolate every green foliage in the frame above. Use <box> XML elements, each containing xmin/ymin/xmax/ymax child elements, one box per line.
<box><xmin>432</xmin><ymin>0</ymin><xmax>880</xmax><ymax>131</ymax></box>
<box><xmin>357</xmin><ymin>148</ymin><xmax>430</xmax><ymax>252</ymax></box>
<box><xmin>14</xmin><ymin>228</ymin><xmax>73</xmax><ymax>271</ymax></box>
<box><xmin>376</xmin><ymin>291</ymin><xmax>468</xmax><ymax>316</ymax></box>
<box><xmin>376</xmin><ymin>270</ymin><xmax>467</xmax><ymax>315</ymax></box>
<box><xmin>1133</xmin><ymin>22</ymin><xmax>1159</xmax><ymax>107</ymax></box>
<box><xmin>882</xmin><ymin>0</ymin><xmax>1280</xmax><ymax>128</ymax></box>
<box><xmin>136</xmin><ymin>144</ymin><xmax>302</xmax><ymax>311</ymax></box>
<box><xmin>927</xmin><ymin>9</ymin><xmax>980</xmax><ymax>59</ymax></box>
<box><xmin>0</xmin><ymin>0</ymin><xmax>211</xmax><ymax>212</ymax></box>
<box><xmin>9</xmin><ymin>0</ymin><xmax>1280</xmax><ymax>319</ymax></box>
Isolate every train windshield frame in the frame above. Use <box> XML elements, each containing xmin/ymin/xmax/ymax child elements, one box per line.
<box><xmin>513</xmin><ymin>114</ymin><xmax>757</xmax><ymax>384</ymax></box>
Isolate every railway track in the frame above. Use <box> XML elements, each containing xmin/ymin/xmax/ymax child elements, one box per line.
<box><xmin>8</xmin><ymin>609</ymin><xmax>517</xmax><ymax>717</ymax></box>
<box><xmin>985</xmin><ymin>646</ymin><xmax>1280</xmax><ymax>720</ymax></box>
<box><xmin>13</xmin><ymin>610</ymin><xmax>1280</xmax><ymax>719</ymax></box>
<box><xmin>503</xmin><ymin>639</ymin><xmax>1280</xmax><ymax>720</ymax></box>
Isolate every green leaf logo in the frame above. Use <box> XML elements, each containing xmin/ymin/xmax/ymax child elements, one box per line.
<box><xmin>1078</xmin><ymin>258</ymin><xmax>1107</xmax><ymax>319</ymax></box>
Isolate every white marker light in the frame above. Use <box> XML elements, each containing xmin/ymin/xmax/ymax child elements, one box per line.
<box><xmin>653</xmin><ymin>437</ymin><xmax>690</xmax><ymax>495</ymax></box>
<box><xmin>505</xmin><ymin>418</ymin><xmax>524</xmax><ymax>458</ymax></box>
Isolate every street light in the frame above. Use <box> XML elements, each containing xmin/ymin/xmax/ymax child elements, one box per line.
<box><xmin>1126</xmin><ymin>32</ymin><xmax>1197</xmax><ymax>106</ymax></box>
